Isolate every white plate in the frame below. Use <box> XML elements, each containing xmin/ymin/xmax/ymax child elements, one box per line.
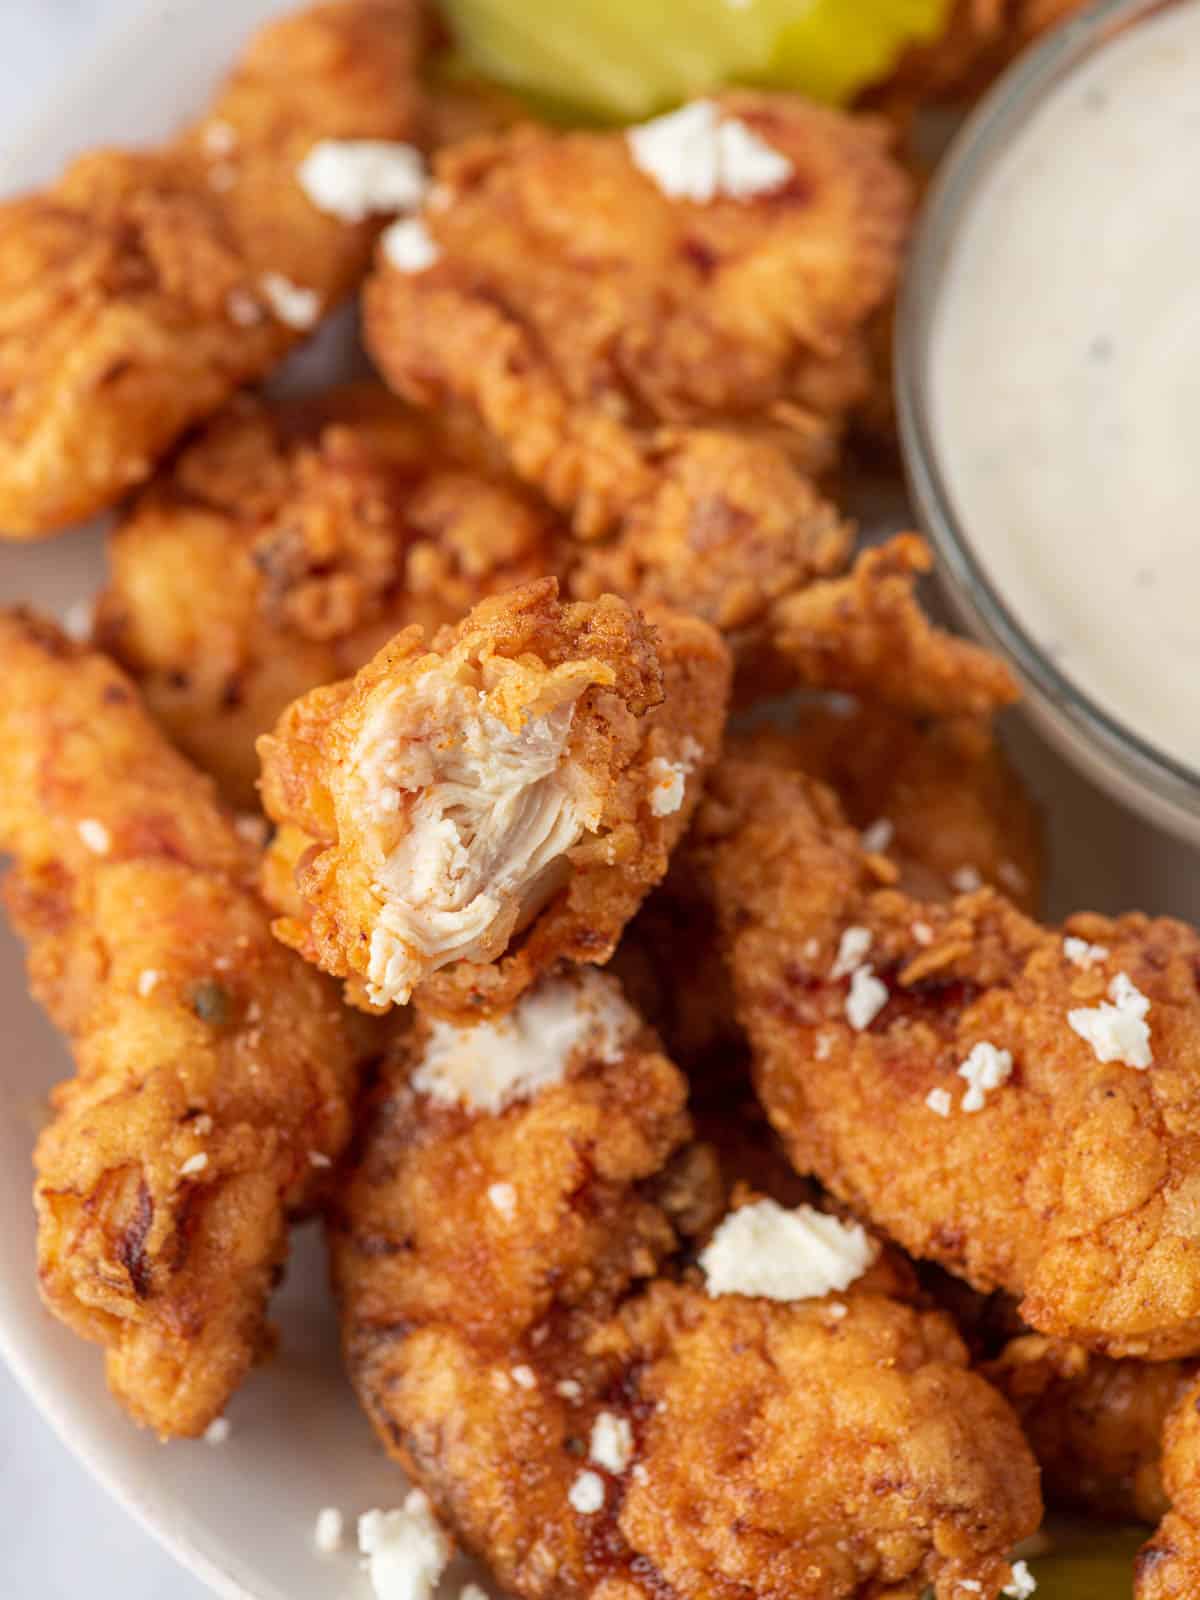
<box><xmin>0</xmin><ymin>6</ymin><xmax>1198</xmax><ymax>1600</ymax></box>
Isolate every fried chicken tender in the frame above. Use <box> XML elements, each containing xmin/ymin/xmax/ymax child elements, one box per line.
<box><xmin>703</xmin><ymin>756</ymin><xmax>1200</xmax><ymax>1360</ymax></box>
<box><xmin>331</xmin><ymin>971</ymin><xmax>1041</xmax><ymax>1600</ymax></box>
<box><xmin>366</xmin><ymin>94</ymin><xmax>909</xmax><ymax>523</ymax></box>
<box><xmin>95</xmin><ymin>385</ymin><xmax>564</xmax><ymax>808</ymax></box>
<box><xmin>0</xmin><ymin>611</ymin><xmax>367</xmax><ymax>1436</ymax></box>
<box><xmin>0</xmin><ymin>0</ymin><xmax>430</xmax><ymax>537</ymax></box>
<box><xmin>259</xmin><ymin>579</ymin><xmax>731</xmax><ymax>1019</ymax></box>
<box><xmin>1137</xmin><ymin>1371</ymin><xmax>1200</xmax><ymax>1597</ymax></box>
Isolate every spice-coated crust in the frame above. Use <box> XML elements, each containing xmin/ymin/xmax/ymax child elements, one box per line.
<box><xmin>332</xmin><ymin>993</ymin><xmax>1040</xmax><ymax>1600</ymax></box>
<box><xmin>0</xmin><ymin>0</ymin><xmax>430</xmax><ymax>537</ymax></box>
<box><xmin>0</xmin><ymin>610</ymin><xmax>368</xmax><ymax>1436</ymax></box>
<box><xmin>702</xmin><ymin>757</ymin><xmax>1200</xmax><ymax>1360</ymax></box>
<box><xmin>258</xmin><ymin>579</ymin><xmax>731</xmax><ymax>1021</ymax></box>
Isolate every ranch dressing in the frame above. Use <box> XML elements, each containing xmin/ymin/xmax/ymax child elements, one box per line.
<box><xmin>929</xmin><ymin>0</ymin><xmax>1200</xmax><ymax>773</ymax></box>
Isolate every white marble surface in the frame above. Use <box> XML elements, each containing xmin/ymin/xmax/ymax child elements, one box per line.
<box><xmin>0</xmin><ymin>15</ymin><xmax>206</xmax><ymax>1600</ymax></box>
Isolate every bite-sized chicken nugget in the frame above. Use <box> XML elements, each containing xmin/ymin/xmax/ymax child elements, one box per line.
<box><xmin>702</xmin><ymin>756</ymin><xmax>1200</xmax><ymax>1360</ymax></box>
<box><xmin>0</xmin><ymin>611</ymin><xmax>369</xmax><ymax>1437</ymax></box>
<box><xmin>767</xmin><ymin>534</ymin><xmax>1018</xmax><ymax>718</ymax></box>
<box><xmin>984</xmin><ymin>1333</ymin><xmax>1194</xmax><ymax>1524</ymax></box>
<box><xmin>331</xmin><ymin>971</ymin><xmax>1041</xmax><ymax>1600</ymax></box>
<box><xmin>258</xmin><ymin>578</ymin><xmax>731</xmax><ymax>1019</ymax></box>
<box><xmin>1137</xmin><ymin>1372</ymin><xmax>1200</xmax><ymax>1597</ymax></box>
<box><xmin>95</xmin><ymin>385</ymin><xmax>564</xmax><ymax>808</ymax></box>
<box><xmin>0</xmin><ymin>0</ymin><xmax>430</xmax><ymax>537</ymax></box>
<box><xmin>365</xmin><ymin>92</ymin><xmax>910</xmax><ymax>535</ymax></box>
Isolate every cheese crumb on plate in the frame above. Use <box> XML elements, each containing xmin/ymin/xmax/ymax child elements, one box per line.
<box><xmin>358</xmin><ymin>1491</ymin><xmax>450</xmax><ymax>1600</ymax></box>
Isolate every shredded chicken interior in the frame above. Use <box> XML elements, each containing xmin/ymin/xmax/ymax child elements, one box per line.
<box><xmin>345</xmin><ymin>654</ymin><xmax>609</xmax><ymax>1005</ymax></box>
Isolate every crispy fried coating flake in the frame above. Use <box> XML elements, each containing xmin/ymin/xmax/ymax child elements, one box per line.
<box><xmin>984</xmin><ymin>1333</ymin><xmax>1193</xmax><ymax>1524</ymax></box>
<box><xmin>365</xmin><ymin>93</ymin><xmax>910</xmax><ymax>532</ymax></box>
<box><xmin>331</xmin><ymin>971</ymin><xmax>1040</xmax><ymax>1600</ymax></box>
<box><xmin>702</xmin><ymin>756</ymin><xmax>1200</xmax><ymax>1360</ymax></box>
<box><xmin>767</xmin><ymin>534</ymin><xmax>1018</xmax><ymax>717</ymax></box>
<box><xmin>0</xmin><ymin>611</ymin><xmax>368</xmax><ymax>1436</ymax></box>
<box><xmin>258</xmin><ymin>579</ymin><xmax>731</xmax><ymax>1019</ymax></box>
<box><xmin>0</xmin><ymin>0</ymin><xmax>430</xmax><ymax>537</ymax></box>
<box><xmin>95</xmin><ymin>385</ymin><xmax>564</xmax><ymax>807</ymax></box>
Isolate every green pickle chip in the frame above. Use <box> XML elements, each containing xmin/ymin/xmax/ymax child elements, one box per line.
<box><xmin>441</xmin><ymin>0</ymin><xmax>953</xmax><ymax>121</ymax></box>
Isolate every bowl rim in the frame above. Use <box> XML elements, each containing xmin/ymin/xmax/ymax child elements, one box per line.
<box><xmin>894</xmin><ymin>0</ymin><xmax>1200</xmax><ymax>829</ymax></box>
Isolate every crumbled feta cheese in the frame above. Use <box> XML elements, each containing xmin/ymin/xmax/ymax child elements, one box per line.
<box><xmin>1003</xmin><ymin>1560</ymin><xmax>1037</xmax><ymax>1599</ymax></box>
<box><xmin>77</xmin><ymin>818</ymin><xmax>111</xmax><ymax>855</ymax></box>
<box><xmin>259</xmin><ymin>272</ymin><xmax>321</xmax><ymax>330</ymax></box>
<box><xmin>1068</xmin><ymin>971</ymin><xmax>1152</xmax><ymax>1069</ymax></box>
<box><xmin>298</xmin><ymin>140</ymin><xmax>427</xmax><ymax>223</ymax></box>
<box><xmin>203</xmin><ymin>120</ymin><xmax>238</xmax><ymax>157</ymax></box>
<box><xmin>179</xmin><ymin>1152</ymin><xmax>209</xmax><ymax>1178</ymax></box>
<box><xmin>413</xmin><ymin>972</ymin><xmax>639</xmax><ymax>1114</ymax></box>
<box><xmin>62</xmin><ymin>599</ymin><xmax>93</xmax><ymax>641</ymax></box>
<box><xmin>137</xmin><ymin>969</ymin><xmax>162</xmax><ymax>998</ymax></box>
<box><xmin>1063</xmin><ymin>935</ymin><xmax>1109</xmax><ymax>970</ymax></box>
<box><xmin>308</xmin><ymin>1151</ymin><xmax>333</xmax><ymax>1169</ymax></box>
<box><xmin>957</xmin><ymin>1042</ymin><xmax>1013</xmax><ymax>1112</ymax></box>
<box><xmin>860</xmin><ymin>818</ymin><xmax>894</xmax><ymax>854</ymax></box>
<box><xmin>826</xmin><ymin>1300</ymin><xmax>848</xmax><ymax>1320</ymax></box>
<box><xmin>192</xmin><ymin>1114</ymin><xmax>213</xmax><ymax>1137</ymax></box>
<box><xmin>951</xmin><ymin>865</ymin><xmax>983</xmax><ymax>892</ymax></box>
<box><xmin>358</xmin><ymin>1492</ymin><xmax>450</xmax><ymax>1600</ymax></box>
<box><xmin>831</xmin><ymin>925</ymin><xmax>872</xmax><ymax>980</ymax></box>
<box><xmin>912</xmin><ymin>921</ymin><xmax>934</xmax><ymax>945</ymax></box>
<box><xmin>960</xmin><ymin>1585</ymin><xmax>982</xmax><ymax>1596</ymax></box>
<box><xmin>314</xmin><ymin>1506</ymin><xmax>344</xmax><ymax>1554</ymax></box>
<box><xmin>511</xmin><ymin>1365</ymin><xmax>537</xmax><ymax>1390</ymax></box>
<box><xmin>925</xmin><ymin>1087</ymin><xmax>952</xmax><ymax>1118</ymax></box>
<box><xmin>647</xmin><ymin>756</ymin><xmax>687</xmax><ymax>816</ymax></box>
<box><xmin>487</xmin><ymin>1181</ymin><xmax>517</xmax><ymax>1219</ymax></box>
<box><xmin>700</xmin><ymin>1199</ymin><xmax>876</xmax><ymax>1302</ymax></box>
<box><xmin>460</xmin><ymin>1586</ymin><xmax>489</xmax><ymax>1600</ymax></box>
<box><xmin>226</xmin><ymin>289</ymin><xmax>264</xmax><ymax>327</ymax></box>
<box><xmin>203</xmin><ymin>1417</ymin><xmax>230</xmax><ymax>1445</ymax></box>
<box><xmin>556</xmin><ymin>1378</ymin><xmax>582</xmax><ymax>1401</ymax></box>
<box><xmin>383</xmin><ymin>217</ymin><xmax>439</xmax><ymax>273</ymax></box>
<box><xmin>589</xmin><ymin>1412</ymin><xmax>633</xmax><ymax>1474</ymax></box>
<box><xmin>845</xmin><ymin>965</ymin><xmax>887</xmax><ymax>1030</ymax></box>
<box><xmin>814</xmin><ymin>1031</ymin><xmax>834</xmax><ymax>1061</ymax></box>
<box><xmin>567</xmin><ymin>1470</ymin><xmax>606</xmax><ymax>1515</ymax></box>
<box><xmin>627</xmin><ymin>99</ymin><xmax>793</xmax><ymax>204</ymax></box>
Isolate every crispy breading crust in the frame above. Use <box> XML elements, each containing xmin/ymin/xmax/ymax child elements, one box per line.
<box><xmin>95</xmin><ymin>385</ymin><xmax>564</xmax><ymax>806</ymax></box>
<box><xmin>331</xmin><ymin>980</ymin><xmax>1040</xmax><ymax>1600</ymax></box>
<box><xmin>702</xmin><ymin>757</ymin><xmax>1200</xmax><ymax>1360</ymax></box>
<box><xmin>365</xmin><ymin>93</ymin><xmax>910</xmax><ymax>535</ymax></box>
<box><xmin>1138</xmin><ymin>1368</ymin><xmax>1200</xmax><ymax>1596</ymax></box>
<box><xmin>0</xmin><ymin>0</ymin><xmax>430</xmax><ymax>536</ymax></box>
<box><xmin>258</xmin><ymin>579</ymin><xmax>731</xmax><ymax>1019</ymax></box>
<box><xmin>0</xmin><ymin>611</ymin><xmax>368</xmax><ymax>1436</ymax></box>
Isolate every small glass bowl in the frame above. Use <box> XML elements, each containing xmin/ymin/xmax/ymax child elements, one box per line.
<box><xmin>895</xmin><ymin>0</ymin><xmax>1200</xmax><ymax>845</ymax></box>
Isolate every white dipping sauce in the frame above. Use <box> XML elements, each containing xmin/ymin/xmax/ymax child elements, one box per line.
<box><xmin>930</xmin><ymin>0</ymin><xmax>1200</xmax><ymax>772</ymax></box>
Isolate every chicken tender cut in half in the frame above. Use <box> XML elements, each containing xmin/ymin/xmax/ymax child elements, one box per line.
<box><xmin>259</xmin><ymin>579</ymin><xmax>731</xmax><ymax>1020</ymax></box>
<box><xmin>0</xmin><ymin>0</ymin><xmax>431</xmax><ymax>537</ymax></box>
<box><xmin>702</xmin><ymin>756</ymin><xmax>1200</xmax><ymax>1360</ymax></box>
<box><xmin>0</xmin><ymin>611</ymin><xmax>369</xmax><ymax>1437</ymax></box>
<box><xmin>94</xmin><ymin>385</ymin><xmax>565</xmax><ymax>808</ymax></box>
<box><xmin>366</xmin><ymin>93</ymin><xmax>910</xmax><ymax>536</ymax></box>
<box><xmin>331</xmin><ymin>969</ymin><xmax>1041</xmax><ymax>1600</ymax></box>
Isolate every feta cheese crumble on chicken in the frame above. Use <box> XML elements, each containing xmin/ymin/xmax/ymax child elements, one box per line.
<box><xmin>179</xmin><ymin>1152</ymin><xmax>209</xmax><ymax>1177</ymax></box>
<box><xmin>957</xmin><ymin>1042</ymin><xmax>1014</xmax><ymax>1112</ymax></box>
<box><xmin>831</xmin><ymin>925</ymin><xmax>872</xmax><ymax>980</ymax></box>
<box><xmin>925</xmin><ymin>1087</ymin><xmax>952</xmax><ymax>1117</ymax></box>
<box><xmin>590</xmin><ymin>1411</ymin><xmax>634</xmax><ymax>1474</ymax></box>
<box><xmin>1063</xmin><ymin>935</ymin><xmax>1109</xmax><ymax>970</ymax></box>
<box><xmin>412</xmin><ymin>972</ymin><xmax>639</xmax><ymax>1114</ymax></box>
<box><xmin>845</xmin><ymin>965</ymin><xmax>887</xmax><ymax>1030</ymax></box>
<box><xmin>383</xmin><ymin>217</ymin><xmax>439</xmax><ymax>273</ymax></box>
<box><xmin>1068</xmin><ymin>971</ymin><xmax>1153</xmax><ymax>1069</ymax></box>
<box><xmin>297</xmin><ymin>140</ymin><xmax>427</xmax><ymax>223</ymax></box>
<box><xmin>700</xmin><ymin>1199</ymin><xmax>876</xmax><ymax>1301</ymax></box>
<box><xmin>627</xmin><ymin>99</ymin><xmax>794</xmax><ymax>204</ymax></box>
<box><xmin>77</xmin><ymin>818</ymin><xmax>111</xmax><ymax>855</ymax></box>
<box><xmin>487</xmin><ymin>1181</ymin><xmax>517</xmax><ymax>1219</ymax></box>
<box><xmin>358</xmin><ymin>1492</ymin><xmax>450</xmax><ymax>1600</ymax></box>
<box><xmin>567</xmin><ymin>1470</ymin><xmax>606</xmax><ymax>1515</ymax></box>
<box><xmin>259</xmin><ymin>272</ymin><xmax>321</xmax><ymax>330</ymax></box>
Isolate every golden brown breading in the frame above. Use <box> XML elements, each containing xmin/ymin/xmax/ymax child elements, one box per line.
<box><xmin>95</xmin><ymin>385</ymin><xmax>564</xmax><ymax>807</ymax></box>
<box><xmin>365</xmin><ymin>93</ymin><xmax>910</xmax><ymax>530</ymax></box>
<box><xmin>984</xmin><ymin>1333</ymin><xmax>1193</xmax><ymax>1524</ymax></box>
<box><xmin>258</xmin><ymin>579</ymin><xmax>731</xmax><ymax>1019</ymax></box>
<box><xmin>767</xmin><ymin>534</ymin><xmax>1018</xmax><ymax>717</ymax></box>
<box><xmin>331</xmin><ymin>971</ymin><xmax>1040</xmax><ymax>1600</ymax></box>
<box><xmin>702</xmin><ymin>756</ymin><xmax>1200</xmax><ymax>1360</ymax></box>
<box><xmin>0</xmin><ymin>0</ymin><xmax>430</xmax><ymax>537</ymax></box>
<box><xmin>1138</xmin><ymin>1373</ymin><xmax>1200</xmax><ymax>1597</ymax></box>
<box><xmin>0</xmin><ymin>611</ymin><xmax>368</xmax><ymax>1437</ymax></box>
